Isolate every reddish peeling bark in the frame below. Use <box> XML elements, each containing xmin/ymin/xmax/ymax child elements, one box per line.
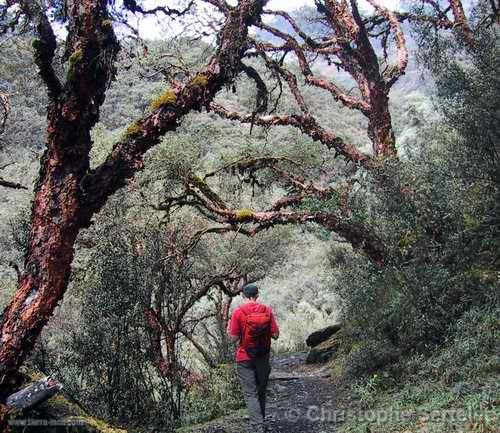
<box><xmin>368</xmin><ymin>90</ymin><xmax>396</xmax><ymax>157</ymax></box>
<box><xmin>399</xmin><ymin>1</ymin><xmax>481</xmax><ymax>48</ymax></box>
<box><xmin>449</xmin><ymin>0</ymin><xmax>476</xmax><ymax>47</ymax></box>
<box><xmin>329</xmin><ymin>0</ymin><xmax>399</xmax><ymax>158</ymax></box>
<box><xmin>0</xmin><ymin>0</ymin><xmax>269</xmax><ymax>390</ymax></box>
<box><xmin>78</xmin><ymin>0</ymin><xmax>269</xmax><ymax>214</ymax></box>
<box><xmin>212</xmin><ymin>104</ymin><xmax>372</xmax><ymax>167</ymax></box>
<box><xmin>0</xmin><ymin>143</ymin><xmax>88</xmax><ymax>380</ymax></box>
<box><xmin>0</xmin><ymin>0</ymin><xmax>118</xmax><ymax>389</ymax></box>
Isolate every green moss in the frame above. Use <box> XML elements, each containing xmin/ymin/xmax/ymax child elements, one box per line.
<box><xmin>45</xmin><ymin>393</ymin><xmax>85</xmax><ymax>418</ymax></box>
<box><xmin>31</xmin><ymin>38</ymin><xmax>42</xmax><ymax>50</ymax></box>
<box><xmin>234</xmin><ymin>208</ymin><xmax>254</xmax><ymax>221</ymax></box>
<box><xmin>150</xmin><ymin>89</ymin><xmax>177</xmax><ymax>111</ymax></box>
<box><xmin>124</xmin><ymin>121</ymin><xmax>142</xmax><ymax>138</ymax></box>
<box><xmin>68</xmin><ymin>415</ymin><xmax>127</xmax><ymax>433</ymax></box>
<box><xmin>191</xmin><ymin>175</ymin><xmax>206</xmax><ymax>188</ymax></box>
<box><xmin>69</xmin><ymin>49</ymin><xmax>83</xmax><ymax>66</ymax></box>
<box><xmin>24</xmin><ymin>368</ymin><xmax>45</xmax><ymax>381</ymax></box>
<box><xmin>67</xmin><ymin>49</ymin><xmax>83</xmax><ymax>81</ymax></box>
<box><xmin>189</xmin><ymin>73</ymin><xmax>209</xmax><ymax>88</ymax></box>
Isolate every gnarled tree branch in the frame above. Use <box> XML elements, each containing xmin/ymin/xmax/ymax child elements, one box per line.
<box><xmin>161</xmin><ymin>167</ymin><xmax>386</xmax><ymax>265</ymax></box>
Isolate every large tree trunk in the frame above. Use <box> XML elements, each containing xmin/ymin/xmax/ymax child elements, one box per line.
<box><xmin>368</xmin><ymin>90</ymin><xmax>397</xmax><ymax>157</ymax></box>
<box><xmin>0</xmin><ymin>114</ymin><xmax>92</xmax><ymax>386</ymax></box>
<box><xmin>0</xmin><ymin>0</ymin><xmax>116</xmax><ymax>392</ymax></box>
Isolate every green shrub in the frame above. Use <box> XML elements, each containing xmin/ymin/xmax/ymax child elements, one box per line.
<box><xmin>181</xmin><ymin>364</ymin><xmax>243</xmax><ymax>426</ymax></box>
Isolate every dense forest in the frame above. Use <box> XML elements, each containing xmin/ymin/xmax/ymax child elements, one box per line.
<box><xmin>0</xmin><ymin>0</ymin><xmax>498</xmax><ymax>432</ymax></box>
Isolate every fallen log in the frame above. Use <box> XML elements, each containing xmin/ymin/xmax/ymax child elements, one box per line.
<box><xmin>5</xmin><ymin>377</ymin><xmax>62</xmax><ymax>411</ymax></box>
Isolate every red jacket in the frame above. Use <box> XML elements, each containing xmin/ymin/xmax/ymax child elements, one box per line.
<box><xmin>228</xmin><ymin>301</ymin><xmax>279</xmax><ymax>362</ymax></box>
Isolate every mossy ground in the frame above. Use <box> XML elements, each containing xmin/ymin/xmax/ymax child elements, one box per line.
<box><xmin>8</xmin><ymin>379</ymin><xmax>127</xmax><ymax>433</ymax></box>
<box><xmin>68</xmin><ymin>415</ymin><xmax>127</xmax><ymax>433</ymax></box>
<box><xmin>337</xmin><ymin>374</ymin><xmax>499</xmax><ymax>433</ymax></box>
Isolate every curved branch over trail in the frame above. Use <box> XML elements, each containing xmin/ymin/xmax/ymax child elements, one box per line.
<box><xmin>160</xmin><ymin>170</ymin><xmax>387</xmax><ymax>266</ymax></box>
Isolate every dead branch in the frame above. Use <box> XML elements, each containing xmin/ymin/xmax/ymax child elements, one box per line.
<box><xmin>0</xmin><ymin>177</ymin><xmax>28</xmax><ymax>190</ymax></box>
<box><xmin>5</xmin><ymin>376</ymin><xmax>62</xmax><ymax>410</ymax></box>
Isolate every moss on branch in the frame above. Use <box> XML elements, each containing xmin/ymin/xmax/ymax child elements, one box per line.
<box><xmin>101</xmin><ymin>19</ymin><xmax>113</xmax><ymax>30</ymax></box>
<box><xmin>150</xmin><ymin>89</ymin><xmax>177</xmax><ymax>111</ymax></box>
<box><xmin>189</xmin><ymin>73</ymin><xmax>209</xmax><ymax>88</ymax></box>
<box><xmin>234</xmin><ymin>208</ymin><xmax>254</xmax><ymax>221</ymax></box>
<box><xmin>31</xmin><ymin>38</ymin><xmax>42</xmax><ymax>50</ymax></box>
<box><xmin>67</xmin><ymin>49</ymin><xmax>83</xmax><ymax>81</ymax></box>
<box><xmin>124</xmin><ymin>121</ymin><xmax>142</xmax><ymax>139</ymax></box>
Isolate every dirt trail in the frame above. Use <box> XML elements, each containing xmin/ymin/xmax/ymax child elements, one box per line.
<box><xmin>192</xmin><ymin>352</ymin><xmax>338</xmax><ymax>433</ymax></box>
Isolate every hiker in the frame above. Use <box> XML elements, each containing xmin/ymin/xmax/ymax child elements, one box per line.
<box><xmin>227</xmin><ymin>283</ymin><xmax>280</xmax><ymax>433</ymax></box>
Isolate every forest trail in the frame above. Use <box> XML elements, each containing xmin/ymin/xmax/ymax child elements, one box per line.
<box><xmin>188</xmin><ymin>352</ymin><xmax>338</xmax><ymax>433</ymax></box>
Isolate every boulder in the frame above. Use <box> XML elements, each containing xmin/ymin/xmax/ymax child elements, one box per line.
<box><xmin>306</xmin><ymin>331</ymin><xmax>343</xmax><ymax>364</ymax></box>
<box><xmin>305</xmin><ymin>323</ymin><xmax>342</xmax><ymax>348</ymax></box>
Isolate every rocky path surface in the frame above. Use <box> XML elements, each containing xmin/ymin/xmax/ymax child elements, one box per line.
<box><xmin>192</xmin><ymin>352</ymin><xmax>338</xmax><ymax>433</ymax></box>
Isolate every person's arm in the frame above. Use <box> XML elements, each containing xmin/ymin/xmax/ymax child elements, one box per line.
<box><xmin>227</xmin><ymin>309</ymin><xmax>241</xmax><ymax>342</ymax></box>
<box><xmin>270</xmin><ymin>308</ymin><xmax>280</xmax><ymax>340</ymax></box>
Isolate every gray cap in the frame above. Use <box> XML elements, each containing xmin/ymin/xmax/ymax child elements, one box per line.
<box><xmin>242</xmin><ymin>283</ymin><xmax>259</xmax><ymax>298</ymax></box>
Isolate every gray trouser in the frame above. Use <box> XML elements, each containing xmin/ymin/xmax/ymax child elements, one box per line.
<box><xmin>237</xmin><ymin>355</ymin><xmax>271</xmax><ymax>429</ymax></box>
